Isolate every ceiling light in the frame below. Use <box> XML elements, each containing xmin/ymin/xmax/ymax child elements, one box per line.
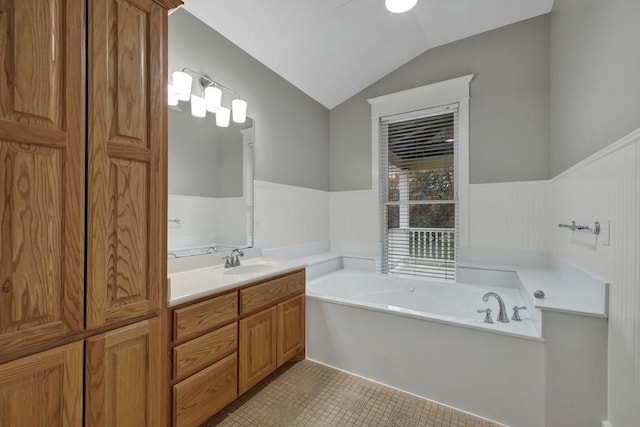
<box><xmin>168</xmin><ymin>84</ymin><xmax>179</xmax><ymax>106</ymax></box>
<box><xmin>172</xmin><ymin>71</ymin><xmax>192</xmax><ymax>101</ymax></box>
<box><xmin>190</xmin><ymin>94</ymin><xmax>206</xmax><ymax>118</ymax></box>
<box><xmin>216</xmin><ymin>106</ymin><xmax>231</xmax><ymax>127</ymax></box>
<box><xmin>232</xmin><ymin>98</ymin><xmax>247</xmax><ymax>123</ymax></box>
<box><xmin>385</xmin><ymin>0</ymin><xmax>417</xmax><ymax>13</ymax></box>
<box><xmin>205</xmin><ymin>86</ymin><xmax>222</xmax><ymax>112</ymax></box>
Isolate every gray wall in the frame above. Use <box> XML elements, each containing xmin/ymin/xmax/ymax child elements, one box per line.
<box><xmin>330</xmin><ymin>14</ymin><xmax>550</xmax><ymax>191</ymax></box>
<box><xmin>169</xmin><ymin>10</ymin><xmax>330</xmax><ymax>191</ymax></box>
<box><xmin>550</xmin><ymin>0</ymin><xmax>640</xmax><ymax>176</ymax></box>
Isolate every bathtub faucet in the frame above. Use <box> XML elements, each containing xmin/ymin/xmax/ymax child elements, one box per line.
<box><xmin>482</xmin><ymin>292</ymin><xmax>509</xmax><ymax>323</ymax></box>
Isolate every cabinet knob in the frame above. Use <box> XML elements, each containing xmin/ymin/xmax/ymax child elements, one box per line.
<box><xmin>2</xmin><ymin>280</ymin><xmax>11</xmax><ymax>293</ymax></box>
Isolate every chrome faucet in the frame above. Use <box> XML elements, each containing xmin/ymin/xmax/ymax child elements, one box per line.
<box><xmin>223</xmin><ymin>248</ymin><xmax>244</xmax><ymax>268</ymax></box>
<box><xmin>482</xmin><ymin>292</ymin><xmax>509</xmax><ymax>323</ymax></box>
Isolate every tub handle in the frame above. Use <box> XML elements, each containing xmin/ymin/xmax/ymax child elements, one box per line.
<box><xmin>512</xmin><ymin>306</ymin><xmax>527</xmax><ymax>321</ymax></box>
<box><xmin>477</xmin><ymin>308</ymin><xmax>494</xmax><ymax>324</ymax></box>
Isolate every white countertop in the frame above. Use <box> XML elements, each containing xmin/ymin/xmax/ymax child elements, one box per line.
<box><xmin>458</xmin><ymin>254</ymin><xmax>608</xmax><ymax>318</ymax></box>
<box><xmin>168</xmin><ymin>257</ymin><xmax>306</xmax><ymax>307</ymax></box>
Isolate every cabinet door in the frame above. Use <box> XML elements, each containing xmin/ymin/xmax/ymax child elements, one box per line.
<box><xmin>86</xmin><ymin>0</ymin><xmax>166</xmax><ymax>329</ymax></box>
<box><xmin>85</xmin><ymin>318</ymin><xmax>162</xmax><ymax>427</ymax></box>
<box><xmin>239</xmin><ymin>306</ymin><xmax>277</xmax><ymax>394</ymax></box>
<box><xmin>0</xmin><ymin>342</ymin><xmax>83</xmax><ymax>426</ymax></box>
<box><xmin>0</xmin><ymin>0</ymin><xmax>85</xmax><ymax>359</ymax></box>
<box><xmin>277</xmin><ymin>294</ymin><xmax>305</xmax><ymax>367</ymax></box>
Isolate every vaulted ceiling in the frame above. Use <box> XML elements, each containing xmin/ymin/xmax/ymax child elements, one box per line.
<box><xmin>183</xmin><ymin>0</ymin><xmax>554</xmax><ymax>109</ymax></box>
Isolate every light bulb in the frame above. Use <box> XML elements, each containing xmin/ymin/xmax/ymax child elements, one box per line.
<box><xmin>205</xmin><ymin>86</ymin><xmax>222</xmax><ymax>112</ymax></box>
<box><xmin>216</xmin><ymin>106</ymin><xmax>230</xmax><ymax>127</ymax></box>
<box><xmin>190</xmin><ymin>94</ymin><xmax>206</xmax><ymax>118</ymax></box>
<box><xmin>231</xmin><ymin>98</ymin><xmax>247</xmax><ymax>123</ymax></box>
<box><xmin>172</xmin><ymin>71</ymin><xmax>192</xmax><ymax>101</ymax></box>
<box><xmin>385</xmin><ymin>0</ymin><xmax>417</xmax><ymax>13</ymax></box>
<box><xmin>168</xmin><ymin>84</ymin><xmax>178</xmax><ymax>106</ymax></box>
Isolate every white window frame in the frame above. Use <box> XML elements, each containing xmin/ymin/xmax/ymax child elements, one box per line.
<box><xmin>368</xmin><ymin>75</ymin><xmax>473</xmax><ymax>268</ymax></box>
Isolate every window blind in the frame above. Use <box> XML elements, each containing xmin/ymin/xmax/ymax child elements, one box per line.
<box><xmin>380</xmin><ymin>104</ymin><xmax>459</xmax><ymax>280</ymax></box>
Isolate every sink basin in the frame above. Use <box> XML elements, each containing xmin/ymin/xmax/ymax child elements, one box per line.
<box><xmin>223</xmin><ymin>263</ymin><xmax>275</xmax><ymax>275</ymax></box>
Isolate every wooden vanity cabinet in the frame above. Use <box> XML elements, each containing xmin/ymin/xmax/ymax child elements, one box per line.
<box><xmin>238</xmin><ymin>270</ymin><xmax>305</xmax><ymax>394</ymax></box>
<box><xmin>239</xmin><ymin>306</ymin><xmax>278</xmax><ymax>394</ymax></box>
<box><xmin>0</xmin><ymin>0</ymin><xmax>182</xmax><ymax>425</ymax></box>
<box><xmin>277</xmin><ymin>294</ymin><xmax>305</xmax><ymax>367</ymax></box>
<box><xmin>169</xmin><ymin>269</ymin><xmax>306</xmax><ymax>426</ymax></box>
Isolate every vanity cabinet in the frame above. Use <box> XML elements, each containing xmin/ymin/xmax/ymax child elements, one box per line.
<box><xmin>169</xmin><ymin>269</ymin><xmax>306</xmax><ymax>426</ymax></box>
<box><xmin>277</xmin><ymin>294</ymin><xmax>305</xmax><ymax>367</ymax></box>
<box><xmin>0</xmin><ymin>0</ymin><xmax>181</xmax><ymax>425</ymax></box>
<box><xmin>239</xmin><ymin>306</ymin><xmax>278</xmax><ymax>394</ymax></box>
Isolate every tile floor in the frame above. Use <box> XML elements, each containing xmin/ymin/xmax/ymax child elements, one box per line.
<box><xmin>204</xmin><ymin>360</ymin><xmax>501</xmax><ymax>427</ymax></box>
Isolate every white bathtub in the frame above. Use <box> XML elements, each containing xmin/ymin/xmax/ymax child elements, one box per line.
<box><xmin>306</xmin><ymin>268</ymin><xmax>546</xmax><ymax>427</ymax></box>
<box><xmin>307</xmin><ymin>268</ymin><xmax>541</xmax><ymax>339</ymax></box>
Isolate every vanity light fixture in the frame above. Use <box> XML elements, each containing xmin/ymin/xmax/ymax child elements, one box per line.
<box><xmin>190</xmin><ymin>94</ymin><xmax>206</xmax><ymax>118</ymax></box>
<box><xmin>216</xmin><ymin>106</ymin><xmax>231</xmax><ymax>127</ymax></box>
<box><xmin>231</xmin><ymin>98</ymin><xmax>247</xmax><ymax>123</ymax></box>
<box><xmin>168</xmin><ymin>67</ymin><xmax>248</xmax><ymax>125</ymax></box>
<box><xmin>385</xmin><ymin>0</ymin><xmax>417</xmax><ymax>13</ymax></box>
<box><xmin>205</xmin><ymin>86</ymin><xmax>222</xmax><ymax>112</ymax></box>
<box><xmin>172</xmin><ymin>71</ymin><xmax>192</xmax><ymax>101</ymax></box>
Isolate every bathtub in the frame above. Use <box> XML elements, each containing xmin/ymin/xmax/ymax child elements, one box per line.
<box><xmin>307</xmin><ymin>268</ymin><xmax>540</xmax><ymax>339</ymax></box>
<box><xmin>306</xmin><ymin>267</ymin><xmax>546</xmax><ymax>427</ymax></box>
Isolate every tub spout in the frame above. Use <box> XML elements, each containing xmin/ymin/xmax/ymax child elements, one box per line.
<box><xmin>482</xmin><ymin>292</ymin><xmax>509</xmax><ymax>323</ymax></box>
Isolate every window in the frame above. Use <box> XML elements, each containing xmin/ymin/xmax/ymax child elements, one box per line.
<box><xmin>369</xmin><ymin>75</ymin><xmax>472</xmax><ymax>278</ymax></box>
<box><xmin>380</xmin><ymin>105</ymin><xmax>458</xmax><ymax>280</ymax></box>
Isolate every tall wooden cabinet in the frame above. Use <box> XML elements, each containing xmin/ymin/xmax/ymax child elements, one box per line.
<box><xmin>0</xmin><ymin>0</ymin><xmax>85</xmax><ymax>360</ymax></box>
<box><xmin>0</xmin><ymin>0</ymin><xmax>182</xmax><ymax>425</ymax></box>
<box><xmin>87</xmin><ymin>0</ymin><xmax>166</xmax><ymax>330</ymax></box>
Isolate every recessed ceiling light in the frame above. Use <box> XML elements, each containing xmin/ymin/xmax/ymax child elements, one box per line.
<box><xmin>385</xmin><ymin>0</ymin><xmax>417</xmax><ymax>14</ymax></box>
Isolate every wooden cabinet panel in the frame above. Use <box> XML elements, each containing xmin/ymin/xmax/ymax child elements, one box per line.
<box><xmin>173</xmin><ymin>352</ymin><xmax>237</xmax><ymax>427</ymax></box>
<box><xmin>173</xmin><ymin>322</ymin><xmax>237</xmax><ymax>381</ymax></box>
<box><xmin>240</xmin><ymin>270</ymin><xmax>305</xmax><ymax>316</ymax></box>
<box><xmin>0</xmin><ymin>342</ymin><xmax>83</xmax><ymax>426</ymax></box>
<box><xmin>86</xmin><ymin>0</ymin><xmax>166</xmax><ymax>329</ymax></box>
<box><xmin>277</xmin><ymin>295</ymin><xmax>305</xmax><ymax>367</ymax></box>
<box><xmin>239</xmin><ymin>306</ymin><xmax>277</xmax><ymax>394</ymax></box>
<box><xmin>85</xmin><ymin>318</ymin><xmax>161</xmax><ymax>427</ymax></box>
<box><xmin>173</xmin><ymin>292</ymin><xmax>237</xmax><ymax>342</ymax></box>
<box><xmin>0</xmin><ymin>0</ymin><xmax>85</xmax><ymax>359</ymax></box>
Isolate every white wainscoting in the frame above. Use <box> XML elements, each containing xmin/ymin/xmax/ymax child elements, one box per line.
<box><xmin>550</xmin><ymin>129</ymin><xmax>640</xmax><ymax>427</ymax></box>
<box><xmin>254</xmin><ymin>180</ymin><xmax>330</xmax><ymax>249</ymax></box>
<box><xmin>329</xmin><ymin>189</ymin><xmax>378</xmax><ymax>257</ymax></box>
<box><xmin>329</xmin><ymin>182</ymin><xmax>552</xmax><ymax>255</ymax></box>
<box><xmin>469</xmin><ymin>181</ymin><xmax>551</xmax><ymax>251</ymax></box>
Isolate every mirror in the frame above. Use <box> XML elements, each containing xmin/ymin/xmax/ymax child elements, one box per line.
<box><xmin>167</xmin><ymin>107</ymin><xmax>254</xmax><ymax>258</ymax></box>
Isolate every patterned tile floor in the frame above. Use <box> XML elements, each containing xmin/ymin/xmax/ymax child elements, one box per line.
<box><xmin>204</xmin><ymin>360</ymin><xmax>501</xmax><ymax>427</ymax></box>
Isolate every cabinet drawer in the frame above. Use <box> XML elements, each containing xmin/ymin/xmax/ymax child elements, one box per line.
<box><xmin>173</xmin><ymin>292</ymin><xmax>238</xmax><ymax>342</ymax></box>
<box><xmin>240</xmin><ymin>270</ymin><xmax>305</xmax><ymax>316</ymax></box>
<box><xmin>173</xmin><ymin>323</ymin><xmax>238</xmax><ymax>381</ymax></box>
<box><xmin>173</xmin><ymin>353</ymin><xmax>237</xmax><ymax>427</ymax></box>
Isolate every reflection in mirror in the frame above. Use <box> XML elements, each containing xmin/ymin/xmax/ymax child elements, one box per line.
<box><xmin>167</xmin><ymin>106</ymin><xmax>254</xmax><ymax>258</ymax></box>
